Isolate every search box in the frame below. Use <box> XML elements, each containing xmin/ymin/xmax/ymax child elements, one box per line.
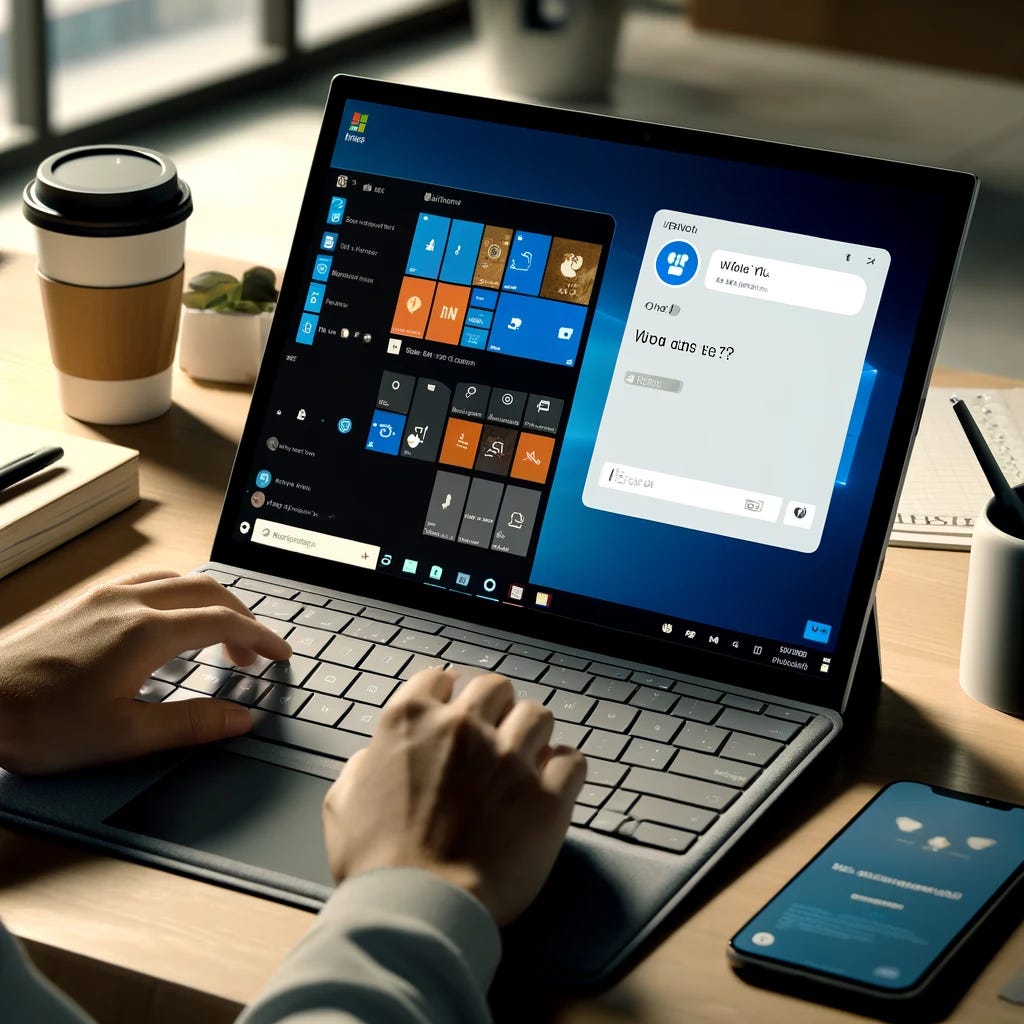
<box><xmin>599</xmin><ymin>462</ymin><xmax>782</xmax><ymax>522</ymax></box>
<box><xmin>252</xmin><ymin>518</ymin><xmax>380</xmax><ymax>568</ymax></box>
<box><xmin>705</xmin><ymin>249</ymin><xmax>867</xmax><ymax>316</ymax></box>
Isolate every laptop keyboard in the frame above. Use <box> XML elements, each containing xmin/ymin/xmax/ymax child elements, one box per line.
<box><xmin>137</xmin><ymin>571</ymin><xmax>816</xmax><ymax>856</ymax></box>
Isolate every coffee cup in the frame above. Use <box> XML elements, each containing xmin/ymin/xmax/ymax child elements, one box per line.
<box><xmin>959</xmin><ymin>484</ymin><xmax>1024</xmax><ymax>715</ymax></box>
<box><xmin>23</xmin><ymin>145</ymin><xmax>193</xmax><ymax>424</ymax></box>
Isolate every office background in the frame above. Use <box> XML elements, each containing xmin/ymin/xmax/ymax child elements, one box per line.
<box><xmin>0</xmin><ymin>0</ymin><xmax>1020</xmax><ymax>380</ymax></box>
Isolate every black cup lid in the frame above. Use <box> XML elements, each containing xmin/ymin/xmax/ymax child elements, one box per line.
<box><xmin>22</xmin><ymin>145</ymin><xmax>192</xmax><ymax>237</ymax></box>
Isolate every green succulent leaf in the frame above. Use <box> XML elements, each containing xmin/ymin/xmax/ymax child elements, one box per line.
<box><xmin>187</xmin><ymin>270</ymin><xmax>239</xmax><ymax>291</ymax></box>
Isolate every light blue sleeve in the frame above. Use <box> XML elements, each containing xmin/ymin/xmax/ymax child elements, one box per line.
<box><xmin>237</xmin><ymin>868</ymin><xmax>502</xmax><ymax>1024</ymax></box>
<box><xmin>0</xmin><ymin>919</ymin><xmax>97</xmax><ymax>1024</ymax></box>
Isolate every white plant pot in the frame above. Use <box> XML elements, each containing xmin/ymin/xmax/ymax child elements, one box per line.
<box><xmin>178</xmin><ymin>307</ymin><xmax>270</xmax><ymax>385</ymax></box>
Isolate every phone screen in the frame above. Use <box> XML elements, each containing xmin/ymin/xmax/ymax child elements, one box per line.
<box><xmin>730</xmin><ymin>781</ymin><xmax>1024</xmax><ymax>992</ymax></box>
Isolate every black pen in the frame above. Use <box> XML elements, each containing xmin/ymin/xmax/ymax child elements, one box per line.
<box><xmin>950</xmin><ymin>395</ymin><xmax>1024</xmax><ymax>535</ymax></box>
<box><xmin>0</xmin><ymin>445</ymin><xmax>64</xmax><ymax>492</ymax></box>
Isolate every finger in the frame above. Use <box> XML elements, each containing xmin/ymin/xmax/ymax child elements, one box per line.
<box><xmin>388</xmin><ymin>667</ymin><xmax>455</xmax><ymax>711</ymax></box>
<box><xmin>128</xmin><ymin>573</ymin><xmax>256</xmax><ymax>618</ymax></box>
<box><xmin>539</xmin><ymin>746</ymin><xmax>587</xmax><ymax>806</ymax></box>
<box><xmin>154</xmin><ymin>606</ymin><xmax>292</xmax><ymax>663</ymax></box>
<box><xmin>97</xmin><ymin>568</ymin><xmax>181</xmax><ymax>588</ymax></box>
<box><xmin>111</xmin><ymin>696</ymin><xmax>253</xmax><ymax>761</ymax></box>
<box><xmin>496</xmin><ymin>700</ymin><xmax>554</xmax><ymax>763</ymax></box>
<box><xmin>452</xmin><ymin>673</ymin><xmax>514</xmax><ymax>725</ymax></box>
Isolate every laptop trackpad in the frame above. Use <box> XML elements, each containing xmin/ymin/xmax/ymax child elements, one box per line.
<box><xmin>106</xmin><ymin>748</ymin><xmax>335</xmax><ymax>886</ymax></box>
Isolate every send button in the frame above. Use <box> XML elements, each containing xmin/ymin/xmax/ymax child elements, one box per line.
<box><xmin>803</xmin><ymin>620</ymin><xmax>832</xmax><ymax>643</ymax></box>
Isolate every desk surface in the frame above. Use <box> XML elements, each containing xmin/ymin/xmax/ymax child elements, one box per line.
<box><xmin>1</xmin><ymin>247</ymin><xmax>1023</xmax><ymax>1023</ymax></box>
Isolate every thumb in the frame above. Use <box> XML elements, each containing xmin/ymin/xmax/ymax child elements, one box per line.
<box><xmin>118</xmin><ymin>697</ymin><xmax>253</xmax><ymax>759</ymax></box>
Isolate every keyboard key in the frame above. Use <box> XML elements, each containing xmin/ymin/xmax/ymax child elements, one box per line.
<box><xmin>549</xmin><ymin>653</ymin><xmax>588</xmax><ymax>670</ymax></box>
<box><xmin>631</xmin><ymin>795</ymin><xmax>716</xmax><ymax>834</ymax></box>
<box><xmin>399</xmin><ymin>615</ymin><xmax>443</xmax><ymax>634</ymax></box>
<box><xmin>509</xmin><ymin>679</ymin><xmax>553</xmax><ymax>705</ymax></box>
<box><xmin>295</xmin><ymin>607</ymin><xmax>350</xmax><ymax>633</ymax></box>
<box><xmin>496</xmin><ymin>654</ymin><xmax>547</xmax><ymax>680</ymax></box>
<box><xmin>342</xmin><ymin>703</ymin><xmax>384</xmax><ymax>736</ymax></box>
<box><xmin>255</xmin><ymin>615</ymin><xmax>293</xmax><ymax>639</ymax></box>
<box><xmin>234</xmin><ymin>655</ymin><xmax>273</xmax><ymax>678</ymax></box>
<box><xmin>445</xmin><ymin>642</ymin><xmax>504</xmax><ymax>670</ymax></box>
<box><xmin>546</xmin><ymin>692</ymin><xmax>595</xmax><ymax>724</ymax></box>
<box><xmin>721</xmin><ymin>733</ymin><xmax>783</xmax><ymax>766</ymax></box>
<box><xmin>186</xmin><ymin>665</ymin><xmax>238</xmax><ymax>695</ymax></box>
<box><xmin>298</xmin><ymin>695</ymin><xmax>352</xmax><ymax>727</ymax></box>
<box><xmin>137</xmin><ymin>678</ymin><xmax>174</xmax><ymax>703</ymax></box>
<box><xmin>630</xmin><ymin>710</ymin><xmax>680</xmax><ymax>743</ymax></box>
<box><xmin>262</xmin><ymin>656</ymin><xmax>318</xmax><ymax>687</ymax></box>
<box><xmin>590</xmin><ymin>810</ymin><xmax>628</xmax><ymax>834</ymax></box>
<box><xmin>621</xmin><ymin>738</ymin><xmax>675</xmax><ymax>770</ymax></box>
<box><xmin>203</xmin><ymin>569</ymin><xmax>238</xmax><ymax>585</ymax></box>
<box><xmin>295</xmin><ymin>590</ymin><xmax>330</xmax><ymax>607</ymax></box>
<box><xmin>321</xmin><ymin>635</ymin><xmax>372</xmax><ymax>667</ymax></box>
<box><xmin>633</xmin><ymin>821</ymin><xmax>695</xmax><ymax>853</ymax></box>
<box><xmin>362</xmin><ymin>607</ymin><xmax>401</xmax><ymax>624</ymax></box>
<box><xmin>722</xmin><ymin>694</ymin><xmax>765</xmax><ymax>712</ymax></box>
<box><xmin>581</xmin><ymin>730</ymin><xmax>629</xmax><ymax>761</ymax></box>
<box><xmin>229</xmin><ymin>589</ymin><xmax>264</xmax><ymax>610</ymax></box>
<box><xmin>218</xmin><ymin>675</ymin><xmax>272</xmax><ymax>706</ymax></box>
<box><xmin>284</xmin><ymin>625</ymin><xmax>334</xmax><ymax>658</ymax></box>
<box><xmin>577</xmin><ymin>783</ymin><xmax>611</xmax><ymax>807</ymax></box>
<box><xmin>195</xmin><ymin>645</ymin><xmax>235</xmax><ymax>669</ymax></box>
<box><xmin>629</xmin><ymin>686</ymin><xmax>677</xmax><ymax>713</ymax></box>
<box><xmin>622</xmin><ymin>767</ymin><xmax>738</xmax><ymax>811</ymax></box>
<box><xmin>253</xmin><ymin>596</ymin><xmax>304</xmax><ymax>620</ymax></box>
<box><xmin>237</xmin><ymin>578</ymin><xmax>297</xmax><ymax>599</ymax></box>
<box><xmin>670</xmin><ymin>696</ymin><xmax>720</xmax><ymax>724</ymax></box>
<box><xmin>765</xmin><ymin>704</ymin><xmax>812</xmax><ymax>724</ymax></box>
<box><xmin>163</xmin><ymin>688</ymin><xmax>210</xmax><ymax>703</ymax></box>
<box><xmin>630</xmin><ymin>672</ymin><xmax>673</xmax><ymax>691</ymax></box>
<box><xmin>359</xmin><ymin>645</ymin><xmax>413</xmax><ymax>678</ymax></box>
<box><xmin>717</xmin><ymin>708</ymin><xmax>800</xmax><ymax>743</ymax></box>
<box><xmin>257</xmin><ymin>683</ymin><xmax>312</xmax><ymax>716</ymax></box>
<box><xmin>151</xmin><ymin>658</ymin><xmax>195</xmax><ymax>684</ymax></box>
<box><xmin>392</xmin><ymin>629</ymin><xmax>448</xmax><ymax>656</ymax></box>
<box><xmin>570</xmin><ymin>804</ymin><xmax>594</xmax><ymax>827</ymax></box>
<box><xmin>249</xmin><ymin>713</ymin><xmax>369</xmax><ymax>760</ymax></box>
<box><xmin>328</xmin><ymin>598</ymin><xmax>364</xmax><ymax>615</ymax></box>
<box><xmin>540</xmin><ymin>666</ymin><xmax>590</xmax><ymax>693</ymax></box>
<box><xmin>345</xmin><ymin>619</ymin><xmax>399</xmax><ymax>645</ymax></box>
<box><xmin>346</xmin><ymin>672</ymin><xmax>401</xmax><ymax>706</ymax></box>
<box><xmin>400</xmin><ymin>653</ymin><xmax>447</xmax><ymax>679</ymax></box>
<box><xmin>588</xmin><ymin>662</ymin><xmax>631</xmax><ymax>681</ymax></box>
<box><xmin>304</xmin><ymin>664</ymin><xmax>358</xmax><ymax>696</ymax></box>
<box><xmin>669</xmin><ymin>749</ymin><xmax>759</xmax><ymax>788</ymax></box>
<box><xmin>441</xmin><ymin>627</ymin><xmax>509</xmax><ymax>651</ymax></box>
<box><xmin>585</xmin><ymin>700</ymin><xmax>638</xmax><ymax>733</ymax></box>
<box><xmin>673</xmin><ymin>680</ymin><xmax>723</xmax><ymax>702</ymax></box>
<box><xmin>675</xmin><ymin>720</ymin><xmax>729</xmax><ymax>754</ymax></box>
<box><xmin>508</xmin><ymin>642</ymin><xmax>550</xmax><ymax>660</ymax></box>
<box><xmin>550</xmin><ymin>720</ymin><xmax>588</xmax><ymax>748</ymax></box>
<box><xmin>585</xmin><ymin>758</ymin><xmax>627</xmax><ymax>787</ymax></box>
<box><xmin>604</xmin><ymin>790</ymin><xmax>637</xmax><ymax>815</ymax></box>
<box><xmin>586</xmin><ymin>677</ymin><xmax>635</xmax><ymax>702</ymax></box>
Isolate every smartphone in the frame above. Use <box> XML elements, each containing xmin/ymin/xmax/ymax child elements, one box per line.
<box><xmin>728</xmin><ymin>781</ymin><xmax>1024</xmax><ymax>1006</ymax></box>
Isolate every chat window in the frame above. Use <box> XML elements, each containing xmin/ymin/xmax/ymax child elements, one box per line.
<box><xmin>583</xmin><ymin>210</ymin><xmax>890</xmax><ymax>553</ymax></box>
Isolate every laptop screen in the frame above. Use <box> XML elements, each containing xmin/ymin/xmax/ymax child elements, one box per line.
<box><xmin>212</xmin><ymin>75</ymin><xmax>975</xmax><ymax>710</ymax></box>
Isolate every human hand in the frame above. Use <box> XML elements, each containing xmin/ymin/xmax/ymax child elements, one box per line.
<box><xmin>322</xmin><ymin>667</ymin><xmax>587</xmax><ymax>926</ymax></box>
<box><xmin>0</xmin><ymin>570</ymin><xmax>291</xmax><ymax>774</ymax></box>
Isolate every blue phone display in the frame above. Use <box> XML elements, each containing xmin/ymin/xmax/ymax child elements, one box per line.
<box><xmin>731</xmin><ymin>782</ymin><xmax>1024</xmax><ymax>992</ymax></box>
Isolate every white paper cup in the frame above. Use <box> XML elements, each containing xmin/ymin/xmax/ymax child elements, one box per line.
<box><xmin>959</xmin><ymin>484</ymin><xmax>1024</xmax><ymax>715</ymax></box>
<box><xmin>23</xmin><ymin>145</ymin><xmax>192</xmax><ymax>424</ymax></box>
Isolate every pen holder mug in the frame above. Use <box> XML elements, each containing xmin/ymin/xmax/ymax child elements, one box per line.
<box><xmin>959</xmin><ymin>484</ymin><xmax>1024</xmax><ymax>715</ymax></box>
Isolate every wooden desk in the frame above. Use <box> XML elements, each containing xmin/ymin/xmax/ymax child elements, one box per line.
<box><xmin>1</xmin><ymin>246</ymin><xmax>1023</xmax><ymax>1023</ymax></box>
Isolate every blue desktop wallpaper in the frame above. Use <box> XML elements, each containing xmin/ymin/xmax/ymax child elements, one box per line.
<box><xmin>331</xmin><ymin>98</ymin><xmax>950</xmax><ymax>650</ymax></box>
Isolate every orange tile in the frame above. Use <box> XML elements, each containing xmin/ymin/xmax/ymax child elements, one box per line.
<box><xmin>425</xmin><ymin>282</ymin><xmax>470</xmax><ymax>345</ymax></box>
<box><xmin>511</xmin><ymin>432</ymin><xmax>555</xmax><ymax>484</ymax></box>
<box><xmin>391</xmin><ymin>276</ymin><xmax>436</xmax><ymax>338</ymax></box>
<box><xmin>439</xmin><ymin>417</ymin><xmax>483</xmax><ymax>469</ymax></box>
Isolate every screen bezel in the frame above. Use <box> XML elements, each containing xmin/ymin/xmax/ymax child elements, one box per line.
<box><xmin>210</xmin><ymin>74</ymin><xmax>977</xmax><ymax>712</ymax></box>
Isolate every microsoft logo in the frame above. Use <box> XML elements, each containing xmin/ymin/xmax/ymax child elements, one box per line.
<box><xmin>349</xmin><ymin>112</ymin><xmax>368</xmax><ymax>133</ymax></box>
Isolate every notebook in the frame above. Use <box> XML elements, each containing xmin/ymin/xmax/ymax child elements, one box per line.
<box><xmin>891</xmin><ymin>387</ymin><xmax>1024</xmax><ymax>549</ymax></box>
<box><xmin>0</xmin><ymin>75</ymin><xmax>976</xmax><ymax>986</ymax></box>
<box><xmin>0</xmin><ymin>422</ymin><xmax>139</xmax><ymax>581</ymax></box>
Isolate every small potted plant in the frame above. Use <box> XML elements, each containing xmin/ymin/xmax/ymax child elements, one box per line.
<box><xmin>178</xmin><ymin>266</ymin><xmax>278</xmax><ymax>384</ymax></box>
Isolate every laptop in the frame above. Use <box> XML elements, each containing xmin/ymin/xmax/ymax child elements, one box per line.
<box><xmin>0</xmin><ymin>74</ymin><xmax>976</xmax><ymax>986</ymax></box>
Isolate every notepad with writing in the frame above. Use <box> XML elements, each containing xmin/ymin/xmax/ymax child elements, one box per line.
<box><xmin>890</xmin><ymin>387</ymin><xmax>1024</xmax><ymax>550</ymax></box>
<box><xmin>0</xmin><ymin>422</ymin><xmax>139</xmax><ymax>579</ymax></box>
